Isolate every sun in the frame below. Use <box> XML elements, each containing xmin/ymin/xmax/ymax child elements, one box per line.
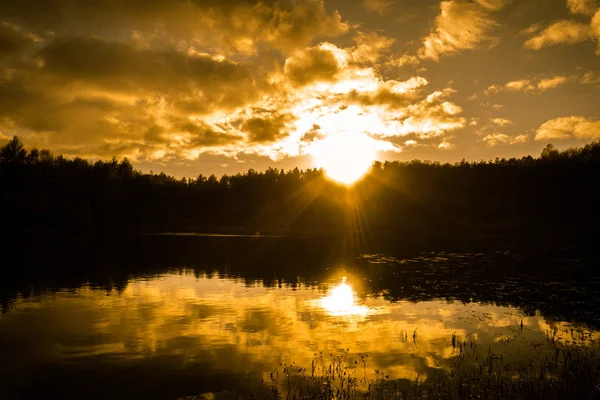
<box><xmin>311</xmin><ymin>132</ymin><xmax>377</xmax><ymax>184</ymax></box>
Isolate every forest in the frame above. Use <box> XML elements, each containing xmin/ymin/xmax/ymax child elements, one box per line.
<box><xmin>1</xmin><ymin>136</ymin><xmax>599</xmax><ymax>238</ymax></box>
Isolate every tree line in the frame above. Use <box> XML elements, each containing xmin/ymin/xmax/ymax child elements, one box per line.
<box><xmin>1</xmin><ymin>136</ymin><xmax>599</xmax><ymax>237</ymax></box>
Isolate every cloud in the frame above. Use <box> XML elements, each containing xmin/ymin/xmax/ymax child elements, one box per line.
<box><xmin>0</xmin><ymin>22</ymin><xmax>43</xmax><ymax>75</ymax></box>
<box><xmin>475</xmin><ymin>116</ymin><xmax>524</xmax><ymax>146</ymax></box>
<box><xmin>474</xmin><ymin>0</ymin><xmax>512</xmax><ymax>11</ymax></box>
<box><xmin>266</xmin><ymin>1</ymin><xmax>350</xmax><ymax>52</ymax></box>
<box><xmin>566</xmin><ymin>0</ymin><xmax>599</xmax><ymax>16</ymax></box>
<box><xmin>505</xmin><ymin>80</ymin><xmax>535</xmax><ymax>91</ymax></box>
<box><xmin>39</xmin><ymin>38</ymin><xmax>255</xmax><ymax>98</ymax></box>
<box><xmin>176</xmin><ymin>122</ymin><xmax>244</xmax><ymax>148</ymax></box>
<box><xmin>0</xmin><ymin>43</ymin><xmax>261</xmax><ymax>161</ymax></box>
<box><xmin>0</xmin><ymin>22</ymin><xmax>37</xmax><ymax>58</ymax></box>
<box><xmin>241</xmin><ymin>113</ymin><xmax>293</xmax><ymax>143</ymax></box>
<box><xmin>0</xmin><ymin>13</ymin><xmax>469</xmax><ymax>164</ymax></box>
<box><xmin>491</xmin><ymin>118</ymin><xmax>513</xmax><ymax>126</ymax></box>
<box><xmin>593</xmin><ymin>10</ymin><xmax>600</xmax><ymax>53</ymax></box>
<box><xmin>363</xmin><ymin>0</ymin><xmax>393</xmax><ymax>15</ymax></box>
<box><xmin>485</xmin><ymin>79</ymin><xmax>534</xmax><ymax>94</ymax></box>
<box><xmin>524</xmin><ymin>2</ymin><xmax>600</xmax><ymax>54</ymax></box>
<box><xmin>438</xmin><ymin>141</ymin><xmax>456</xmax><ymax>150</ymax></box>
<box><xmin>579</xmin><ymin>71</ymin><xmax>600</xmax><ymax>84</ymax></box>
<box><xmin>483</xmin><ymin>134</ymin><xmax>529</xmax><ymax>146</ymax></box>
<box><xmin>336</xmin><ymin>76</ymin><xmax>429</xmax><ymax>109</ymax></box>
<box><xmin>351</xmin><ymin>32</ymin><xmax>396</xmax><ymax>64</ymax></box>
<box><xmin>389</xmin><ymin>0</ymin><xmax>510</xmax><ymax>66</ymax></box>
<box><xmin>485</xmin><ymin>76</ymin><xmax>570</xmax><ymax>94</ymax></box>
<box><xmin>524</xmin><ymin>20</ymin><xmax>592</xmax><ymax>50</ymax></box>
<box><xmin>0</xmin><ymin>0</ymin><xmax>349</xmax><ymax>55</ymax></box>
<box><xmin>242</xmin><ymin>43</ymin><xmax>465</xmax><ymax>159</ymax></box>
<box><xmin>284</xmin><ymin>46</ymin><xmax>340</xmax><ymax>86</ymax></box>
<box><xmin>8</xmin><ymin>0</ymin><xmax>592</xmax><ymax>170</ymax></box>
<box><xmin>418</xmin><ymin>1</ymin><xmax>502</xmax><ymax>61</ymax></box>
<box><xmin>398</xmin><ymin>91</ymin><xmax>465</xmax><ymax>138</ymax></box>
<box><xmin>0</xmin><ymin>34</ymin><xmax>261</xmax><ymax>144</ymax></box>
<box><xmin>535</xmin><ymin>116</ymin><xmax>600</xmax><ymax>140</ymax></box>
<box><xmin>387</xmin><ymin>54</ymin><xmax>421</xmax><ymax>67</ymax></box>
<box><xmin>537</xmin><ymin>76</ymin><xmax>569</xmax><ymax>90</ymax></box>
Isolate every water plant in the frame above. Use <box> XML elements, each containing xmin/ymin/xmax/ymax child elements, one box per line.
<box><xmin>254</xmin><ymin>334</ymin><xmax>600</xmax><ymax>400</ymax></box>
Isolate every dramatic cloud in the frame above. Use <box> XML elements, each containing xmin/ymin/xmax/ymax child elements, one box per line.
<box><xmin>0</xmin><ymin>0</ymin><xmax>349</xmax><ymax>54</ymax></box>
<box><xmin>284</xmin><ymin>45</ymin><xmax>340</xmax><ymax>86</ymax></box>
<box><xmin>241</xmin><ymin>113</ymin><xmax>293</xmax><ymax>143</ymax></box>
<box><xmin>0</xmin><ymin>0</ymin><xmax>599</xmax><ymax>175</ymax></box>
<box><xmin>0</xmin><ymin>0</ymin><xmax>355</xmax><ymax>163</ymax></box>
<box><xmin>351</xmin><ymin>32</ymin><xmax>396</xmax><ymax>64</ymax></box>
<box><xmin>223</xmin><ymin>43</ymin><xmax>465</xmax><ymax>160</ymax></box>
<box><xmin>418</xmin><ymin>1</ymin><xmax>500</xmax><ymax>61</ymax></box>
<box><xmin>535</xmin><ymin>116</ymin><xmax>600</xmax><ymax>140</ymax></box>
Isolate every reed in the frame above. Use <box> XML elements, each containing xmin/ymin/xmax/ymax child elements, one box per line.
<box><xmin>254</xmin><ymin>335</ymin><xmax>600</xmax><ymax>400</ymax></box>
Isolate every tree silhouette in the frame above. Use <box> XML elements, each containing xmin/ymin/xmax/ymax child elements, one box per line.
<box><xmin>0</xmin><ymin>136</ymin><xmax>599</xmax><ymax>237</ymax></box>
<box><xmin>541</xmin><ymin>144</ymin><xmax>559</xmax><ymax>160</ymax></box>
<box><xmin>0</xmin><ymin>136</ymin><xmax>27</xmax><ymax>164</ymax></box>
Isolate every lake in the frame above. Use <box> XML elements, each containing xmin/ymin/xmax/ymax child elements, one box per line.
<box><xmin>0</xmin><ymin>234</ymin><xmax>599</xmax><ymax>399</ymax></box>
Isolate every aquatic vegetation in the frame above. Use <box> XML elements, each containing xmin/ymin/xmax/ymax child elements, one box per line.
<box><xmin>255</xmin><ymin>336</ymin><xmax>600</xmax><ymax>400</ymax></box>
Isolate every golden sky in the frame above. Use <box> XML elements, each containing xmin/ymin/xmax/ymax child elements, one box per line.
<box><xmin>0</xmin><ymin>0</ymin><xmax>599</xmax><ymax>176</ymax></box>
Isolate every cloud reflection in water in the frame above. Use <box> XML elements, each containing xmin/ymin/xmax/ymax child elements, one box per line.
<box><xmin>0</xmin><ymin>270</ymin><xmax>597</xmax><ymax>397</ymax></box>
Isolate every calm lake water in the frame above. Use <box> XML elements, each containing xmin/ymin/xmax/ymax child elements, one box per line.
<box><xmin>0</xmin><ymin>235</ymin><xmax>599</xmax><ymax>399</ymax></box>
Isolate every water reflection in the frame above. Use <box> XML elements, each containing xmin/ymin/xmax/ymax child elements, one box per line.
<box><xmin>0</xmin><ymin>269</ymin><xmax>597</xmax><ymax>399</ymax></box>
<box><xmin>318</xmin><ymin>278</ymin><xmax>370</xmax><ymax>316</ymax></box>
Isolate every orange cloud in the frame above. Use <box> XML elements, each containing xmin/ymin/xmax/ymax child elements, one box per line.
<box><xmin>524</xmin><ymin>20</ymin><xmax>592</xmax><ymax>50</ymax></box>
<box><xmin>566</xmin><ymin>0</ymin><xmax>598</xmax><ymax>16</ymax></box>
<box><xmin>419</xmin><ymin>1</ymin><xmax>500</xmax><ymax>61</ymax></box>
<box><xmin>537</xmin><ymin>76</ymin><xmax>569</xmax><ymax>90</ymax></box>
<box><xmin>485</xmin><ymin>76</ymin><xmax>570</xmax><ymax>94</ymax></box>
<box><xmin>491</xmin><ymin>118</ymin><xmax>513</xmax><ymax>126</ymax></box>
<box><xmin>284</xmin><ymin>46</ymin><xmax>341</xmax><ymax>86</ymax></box>
<box><xmin>535</xmin><ymin>116</ymin><xmax>600</xmax><ymax>140</ymax></box>
<box><xmin>483</xmin><ymin>133</ymin><xmax>528</xmax><ymax>146</ymax></box>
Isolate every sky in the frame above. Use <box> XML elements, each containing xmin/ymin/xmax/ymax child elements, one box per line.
<box><xmin>0</xmin><ymin>0</ymin><xmax>599</xmax><ymax>177</ymax></box>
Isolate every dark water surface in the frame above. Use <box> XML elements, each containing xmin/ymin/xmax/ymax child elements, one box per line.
<box><xmin>0</xmin><ymin>234</ymin><xmax>599</xmax><ymax>399</ymax></box>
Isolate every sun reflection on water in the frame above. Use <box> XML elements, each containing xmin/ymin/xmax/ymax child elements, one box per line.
<box><xmin>319</xmin><ymin>278</ymin><xmax>370</xmax><ymax>316</ymax></box>
<box><xmin>3</xmin><ymin>268</ymin><xmax>599</xmax><ymax>397</ymax></box>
